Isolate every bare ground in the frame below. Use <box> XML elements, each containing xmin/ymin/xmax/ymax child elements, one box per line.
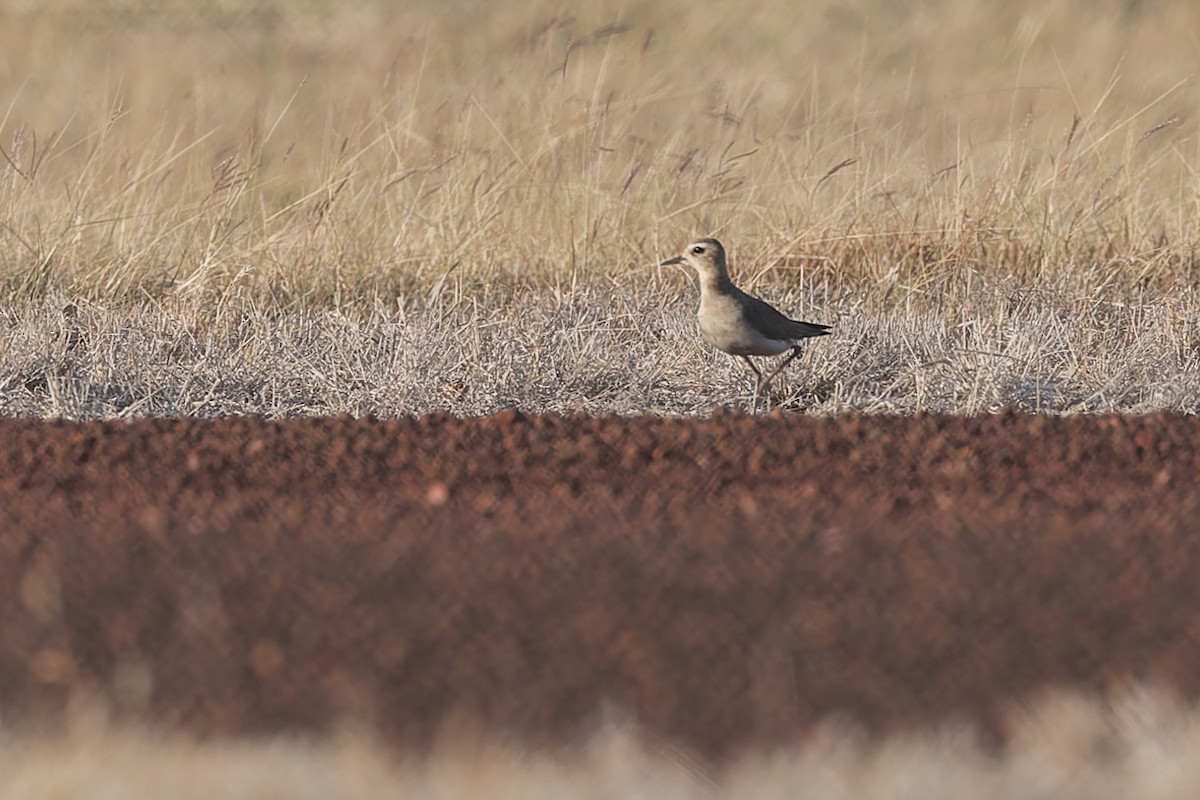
<box><xmin>2</xmin><ymin>411</ymin><xmax>1199</xmax><ymax>763</ymax></box>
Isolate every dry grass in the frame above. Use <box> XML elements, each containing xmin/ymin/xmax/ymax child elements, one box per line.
<box><xmin>3</xmin><ymin>278</ymin><xmax>1199</xmax><ymax>416</ymax></box>
<box><xmin>2</xmin><ymin>686</ymin><xmax>1200</xmax><ymax>799</ymax></box>
<box><xmin>0</xmin><ymin>0</ymin><xmax>1198</xmax><ymax>309</ymax></box>
<box><xmin>2</xmin><ymin>1</ymin><xmax>1199</xmax><ymax>415</ymax></box>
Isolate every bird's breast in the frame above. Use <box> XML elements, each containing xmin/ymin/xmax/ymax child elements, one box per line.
<box><xmin>698</xmin><ymin>295</ymin><xmax>793</xmax><ymax>357</ymax></box>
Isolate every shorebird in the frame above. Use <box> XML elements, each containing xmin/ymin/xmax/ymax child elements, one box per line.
<box><xmin>662</xmin><ymin>237</ymin><xmax>831</xmax><ymax>412</ymax></box>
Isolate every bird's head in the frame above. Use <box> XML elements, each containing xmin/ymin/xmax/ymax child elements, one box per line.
<box><xmin>660</xmin><ymin>238</ymin><xmax>729</xmax><ymax>281</ymax></box>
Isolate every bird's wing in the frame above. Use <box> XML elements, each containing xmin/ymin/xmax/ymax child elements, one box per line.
<box><xmin>741</xmin><ymin>292</ymin><xmax>832</xmax><ymax>341</ymax></box>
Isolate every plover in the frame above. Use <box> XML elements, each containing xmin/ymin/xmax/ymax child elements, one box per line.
<box><xmin>662</xmin><ymin>237</ymin><xmax>831</xmax><ymax>411</ymax></box>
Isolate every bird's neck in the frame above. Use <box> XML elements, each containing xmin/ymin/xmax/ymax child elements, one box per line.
<box><xmin>699</xmin><ymin>270</ymin><xmax>736</xmax><ymax>297</ymax></box>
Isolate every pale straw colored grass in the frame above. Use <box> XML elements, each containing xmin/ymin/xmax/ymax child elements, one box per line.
<box><xmin>2</xmin><ymin>686</ymin><xmax>1199</xmax><ymax>800</ymax></box>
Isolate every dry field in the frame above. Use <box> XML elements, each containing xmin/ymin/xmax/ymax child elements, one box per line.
<box><xmin>1</xmin><ymin>0</ymin><xmax>1199</xmax><ymax>415</ymax></box>
<box><xmin>3</xmin><ymin>286</ymin><xmax>1198</xmax><ymax>417</ymax></box>
<box><xmin>1</xmin><ymin>0</ymin><xmax>1198</xmax><ymax>304</ymax></box>
<box><xmin>3</xmin><ymin>1</ymin><xmax>1200</xmax><ymax>798</ymax></box>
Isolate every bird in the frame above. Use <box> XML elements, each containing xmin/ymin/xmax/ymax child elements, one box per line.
<box><xmin>661</xmin><ymin>237</ymin><xmax>831</xmax><ymax>412</ymax></box>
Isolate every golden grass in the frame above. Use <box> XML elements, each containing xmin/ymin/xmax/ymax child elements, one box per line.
<box><xmin>3</xmin><ymin>686</ymin><xmax>1200</xmax><ymax>799</ymax></box>
<box><xmin>1</xmin><ymin>0</ymin><xmax>1198</xmax><ymax>307</ymax></box>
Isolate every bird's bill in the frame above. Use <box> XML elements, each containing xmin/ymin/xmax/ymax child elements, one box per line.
<box><xmin>659</xmin><ymin>256</ymin><xmax>684</xmax><ymax>266</ymax></box>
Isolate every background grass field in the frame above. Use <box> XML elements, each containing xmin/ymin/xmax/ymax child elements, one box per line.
<box><xmin>2</xmin><ymin>0</ymin><xmax>1199</xmax><ymax>305</ymax></box>
<box><xmin>3</xmin><ymin>0</ymin><xmax>1199</xmax><ymax>416</ymax></box>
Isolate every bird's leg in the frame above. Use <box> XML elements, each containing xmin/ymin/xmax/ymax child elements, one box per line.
<box><xmin>740</xmin><ymin>355</ymin><xmax>763</xmax><ymax>413</ymax></box>
<box><xmin>760</xmin><ymin>345</ymin><xmax>805</xmax><ymax>407</ymax></box>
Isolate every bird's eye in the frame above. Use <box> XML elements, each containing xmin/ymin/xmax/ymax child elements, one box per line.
<box><xmin>691</xmin><ymin>245</ymin><xmax>704</xmax><ymax>254</ymax></box>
